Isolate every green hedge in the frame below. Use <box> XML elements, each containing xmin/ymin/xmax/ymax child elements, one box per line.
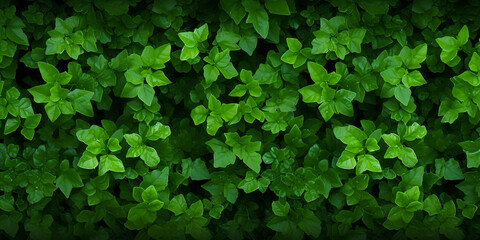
<box><xmin>1</xmin><ymin>0</ymin><xmax>480</xmax><ymax>239</ymax></box>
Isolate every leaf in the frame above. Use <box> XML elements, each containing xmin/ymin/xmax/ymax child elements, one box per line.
<box><xmin>333</xmin><ymin>125</ymin><xmax>367</xmax><ymax>153</ymax></box>
<box><xmin>67</xmin><ymin>89</ymin><xmax>94</xmax><ymax>117</ymax></box>
<box><xmin>98</xmin><ymin>154</ymin><xmax>125</xmax><ymax>176</ymax></box>
<box><xmin>78</xmin><ymin>151</ymin><xmax>98</xmax><ymax>169</ymax></box>
<box><xmin>137</xmin><ymin>84</ymin><xmax>155</xmax><ymax>106</ymax></box>
<box><xmin>298</xmin><ymin>210</ymin><xmax>322</xmax><ymax>238</ymax></box>
<box><xmin>146</xmin><ymin>122</ymin><xmax>171</xmax><ymax>141</ymax></box>
<box><xmin>206</xmin><ymin>138</ymin><xmax>236</xmax><ymax>168</ymax></box>
<box><xmin>307</xmin><ymin>61</ymin><xmax>328</xmax><ymax>83</ymax></box>
<box><xmin>243</xmin><ymin>0</ymin><xmax>269</xmax><ymax>38</ymax></box>
<box><xmin>190</xmin><ymin>159</ymin><xmax>211</xmax><ymax>180</ymax></box>
<box><xmin>4</xmin><ymin>118</ymin><xmax>20</xmax><ymax>135</ymax></box>
<box><xmin>44</xmin><ymin>102</ymin><xmax>62</xmax><ymax>122</ymax></box>
<box><xmin>394</xmin><ymin>85</ymin><xmax>411</xmax><ymax>106</ymax></box>
<box><xmin>224</xmin><ymin>183</ymin><xmax>239</xmax><ymax>204</ymax></box>
<box><xmin>265</xmin><ymin>0</ymin><xmax>290</xmax><ymax>15</ymax></box>
<box><xmin>243</xmin><ymin>152</ymin><xmax>262</xmax><ymax>173</ymax></box>
<box><xmin>356</xmin><ymin>154</ymin><xmax>382</xmax><ymax>174</ymax></box>
<box><xmin>140</xmin><ymin>146</ymin><xmax>160</xmax><ymax>168</ymax></box>
<box><xmin>272</xmin><ymin>200</ymin><xmax>290</xmax><ymax>216</ymax></box>
<box><xmin>142</xmin><ymin>185</ymin><xmax>158</xmax><ymax>203</ymax></box>
<box><xmin>402</xmin><ymin>123</ymin><xmax>427</xmax><ymax>141</ymax></box>
<box><xmin>457</xmin><ymin>25</ymin><xmax>469</xmax><ymax>45</ymax></box>
<box><xmin>168</xmin><ymin>194</ymin><xmax>187</xmax><ymax>216</ymax></box>
<box><xmin>37</xmin><ymin>62</ymin><xmax>59</xmax><ymax>83</ymax></box>
<box><xmin>457</xmin><ymin>71</ymin><xmax>480</xmax><ymax>86</ymax></box>
<box><xmin>400</xmin><ymin>43</ymin><xmax>427</xmax><ymax>69</ymax></box>
<box><xmin>286</xmin><ymin>38</ymin><xmax>302</xmax><ymax>52</ymax></box>
<box><xmin>402</xmin><ymin>71</ymin><xmax>427</xmax><ymax>88</ymax></box>
<box><xmin>191</xmin><ymin>105</ymin><xmax>210</xmax><ymax>125</ymax></box>
<box><xmin>124</xmin><ymin>133</ymin><xmax>143</xmax><ymax>147</ymax></box>
<box><xmin>424</xmin><ymin>195</ymin><xmax>442</xmax><ymax>216</ymax></box>
<box><xmin>399</xmin><ymin>147</ymin><xmax>418</xmax><ymax>168</ymax></box>
<box><xmin>221</xmin><ymin>0</ymin><xmax>246</xmax><ymax>24</ymax></box>
<box><xmin>56</xmin><ymin>167</ymin><xmax>84</xmax><ymax>198</ymax></box>
<box><xmin>24</xmin><ymin>114</ymin><xmax>42</xmax><ymax>129</ymax></box>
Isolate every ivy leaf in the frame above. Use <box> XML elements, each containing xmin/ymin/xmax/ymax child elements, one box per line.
<box><xmin>146</xmin><ymin>122</ymin><xmax>171</xmax><ymax>141</ymax></box>
<box><xmin>55</xmin><ymin>161</ymin><xmax>84</xmax><ymax>198</ymax></box>
<box><xmin>243</xmin><ymin>0</ymin><xmax>269</xmax><ymax>38</ymax></box>
<box><xmin>206</xmin><ymin>138</ymin><xmax>236</xmax><ymax>168</ymax></box>
<box><xmin>98</xmin><ymin>154</ymin><xmax>125</xmax><ymax>176</ymax></box>
<box><xmin>67</xmin><ymin>89</ymin><xmax>94</xmax><ymax>117</ymax></box>
<box><xmin>356</xmin><ymin>154</ymin><xmax>382</xmax><ymax>174</ymax></box>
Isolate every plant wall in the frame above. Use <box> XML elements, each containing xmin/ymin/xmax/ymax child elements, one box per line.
<box><xmin>1</xmin><ymin>0</ymin><xmax>480</xmax><ymax>239</ymax></box>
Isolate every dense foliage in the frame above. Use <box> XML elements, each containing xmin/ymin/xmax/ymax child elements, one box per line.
<box><xmin>2</xmin><ymin>0</ymin><xmax>480</xmax><ymax>239</ymax></box>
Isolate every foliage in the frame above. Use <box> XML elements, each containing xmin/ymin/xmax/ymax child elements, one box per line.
<box><xmin>2</xmin><ymin>0</ymin><xmax>480</xmax><ymax>239</ymax></box>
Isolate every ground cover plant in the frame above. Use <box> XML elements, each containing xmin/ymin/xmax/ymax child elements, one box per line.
<box><xmin>2</xmin><ymin>0</ymin><xmax>480</xmax><ymax>239</ymax></box>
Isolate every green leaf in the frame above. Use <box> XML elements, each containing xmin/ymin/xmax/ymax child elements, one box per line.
<box><xmin>272</xmin><ymin>200</ymin><xmax>290</xmax><ymax>216</ymax></box>
<box><xmin>318</xmin><ymin>100</ymin><xmax>335</xmax><ymax>121</ymax></box>
<box><xmin>298</xmin><ymin>210</ymin><xmax>322</xmax><ymax>238</ymax></box>
<box><xmin>137</xmin><ymin>84</ymin><xmax>155</xmax><ymax>106</ymax></box>
<box><xmin>457</xmin><ymin>71</ymin><xmax>480</xmax><ymax>86</ymax></box>
<box><xmin>24</xmin><ymin>114</ymin><xmax>42</xmax><ymax>129</ymax></box>
<box><xmin>180</xmin><ymin>46</ymin><xmax>200</xmax><ymax>61</ymax></box>
<box><xmin>457</xmin><ymin>25</ymin><xmax>469</xmax><ymax>45</ymax></box>
<box><xmin>221</xmin><ymin>0</ymin><xmax>246</xmax><ymax>24</ymax></box>
<box><xmin>44</xmin><ymin>102</ymin><xmax>62</xmax><ymax>122</ymax></box>
<box><xmin>140</xmin><ymin>146</ymin><xmax>160</xmax><ymax>168</ymax></box>
<box><xmin>68</xmin><ymin>89</ymin><xmax>94</xmax><ymax>117</ymax></box>
<box><xmin>402</xmin><ymin>71</ymin><xmax>427</xmax><ymax>88</ymax></box>
<box><xmin>400</xmin><ymin>43</ymin><xmax>427</xmax><ymax>69</ymax></box>
<box><xmin>402</xmin><ymin>123</ymin><xmax>427</xmax><ymax>141</ymax></box>
<box><xmin>224</xmin><ymin>183</ymin><xmax>239</xmax><ymax>204</ymax></box>
<box><xmin>98</xmin><ymin>154</ymin><xmax>125</xmax><ymax>176</ymax></box>
<box><xmin>37</xmin><ymin>62</ymin><xmax>60</xmax><ymax>83</ymax></box>
<box><xmin>4</xmin><ymin>118</ymin><xmax>20</xmax><ymax>135</ymax></box>
<box><xmin>381</xmin><ymin>67</ymin><xmax>406</xmax><ymax>85</ymax></box>
<box><xmin>107</xmin><ymin>138</ymin><xmax>122</xmax><ymax>152</ymax></box>
<box><xmin>356</xmin><ymin>154</ymin><xmax>382</xmax><ymax>174</ymax></box>
<box><xmin>168</xmin><ymin>194</ymin><xmax>188</xmax><ymax>216</ymax></box>
<box><xmin>394</xmin><ymin>85</ymin><xmax>411</xmax><ymax>106</ymax></box>
<box><xmin>435</xmin><ymin>158</ymin><xmax>464</xmax><ymax>180</ymax></box>
<box><xmin>399</xmin><ymin>147</ymin><xmax>418</xmax><ymax>168</ymax></box>
<box><xmin>265</xmin><ymin>0</ymin><xmax>290</xmax><ymax>15</ymax></box>
<box><xmin>243</xmin><ymin>0</ymin><xmax>269</xmax><ymax>38</ymax></box>
<box><xmin>191</xmin><ymin>105</ymin><xmax>209</xmax><ymax>125</ymax></box>
<box><xmin>204</xmin><ymin>64</ymin><xmax>220</xmax><ymax>86</ymax></box>
<box><xmin>333</xmin><ymin>125</ymin><xmax>367</xmax><ymax>153</ymax></box>
<box><xmin>190</xmin><ymin>159</ymin><xmax>211</xmax><ymax>180</ymax></box>
<box><xmin>286</xmin><ymin>38</ymin><xmax>302</xmax><ymax>52</ymax></box>
<box><xmin>334</xmin><ymin>89</ymin><xmax>356</xmax><ymax>117</ymax></box>
<box><xmin>459</xmin><ymin>141</ymin><xmax>480</xmax><ymax>168</ymax></box>
<box><xmin>469</xmin><ymin>52</ymin><xmax>480</xmax><ymax>72</ymax></box>
<box><xmin>337</xmin><ymin>150</ymin><xmax>356</xmax><ymax>169</ymax></box>
<box><xmin>220</xmin><ymin>103</ymin><xmax>238</xmax><ymax>122</ymax></box>
<box><xmin>146</xmin><ymin>122</ymin><xmax>171</xmax><ymax>141</ymax></box>
<box><xmin>438</xmin><ymin>99</ymin><xmax>466</xmax><ymax>124</ymax></box>
<box><xmin>124</xmin><ymin>133</ymin><xmax>143</xmax><ymax>147</ymax></box>
<box><xmin>307</xmin><ymin>61</ymin><xmax>328</xmax><ymax>83</ymax></box>
<box><xmin>243</xmin><ymin>152</ymin><xmax>262</xmax><ymax>173</ymax></box>
<box><xmin>55</xmin><ymin>163</ymin><xmax>84</xmax><ymax>198</ymax></box>
<box><xmin>206</xmin><ymin>138</ymin><xmax>236</xmax><ymax>168</ymax></box>
<box><xmin>423</xmin><ymin>195</ymin><xmax>442</xmax><ymax>216</ymax></box>
<box><xmin>6</xmin><ymin>17</ymin><xmax>29</xmax><ymax>46</ymax></box>
<box><xmin>76</xmin><ymin>125</ymin><xmax>108</xmax><ymax>154</ymax></box>
<box><xmin>299</xmin><ymin>84</ymin><xmax>323</xmax><ymax>104</ymax></box>
<box><xmin>78</xmin><ymin>151</ymin><xmax>98</xmax><ymax>169</ymax></box>
<box><xmin>193</xmin><ymin>23</ymin><xmax>209</xmax><ymax>42</ymax></box>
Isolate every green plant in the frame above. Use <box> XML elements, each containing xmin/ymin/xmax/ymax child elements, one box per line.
<box><xmin>3</xmin><ymin>1</ymin><xmax>480</xmax><ymax>239</ymax></box>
